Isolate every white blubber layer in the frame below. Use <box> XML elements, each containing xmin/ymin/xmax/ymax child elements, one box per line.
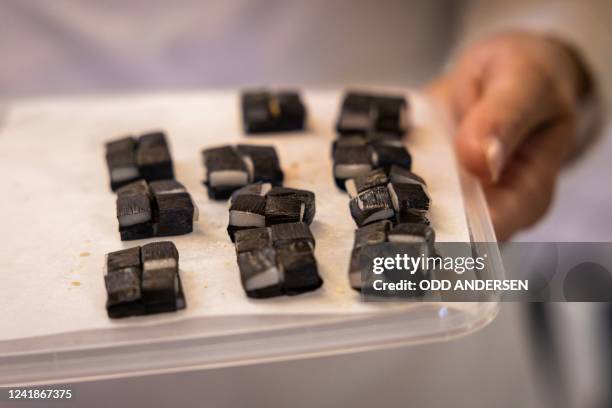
<box><xmin>260</xmin><ymin>183</ymin><xmax>272</xmax><ymax>196</ymax></box>
<box><xmin>370</xmin><ymin>151</ymin><xmax>379</xmax><ymax>166</ymax></box>
<box><xmin>229</xmin><ymin>182</ymin><xmax>272</xmax><ymax>206</ymax></box>
<box><xmin>245</xmin><ymin>267</ymin><xmax>281</xmax><ymax>291</ymax></box>
<box><xmin>143</xmin><ymin>258</ymin><xmax>177</xmax><ymax>271</ymax></box>
<box><xmin>111</xmin><ymin>166</ymin><xmax>139</xmax><ymax>182</ymax></box>
<box><xmin>156</xmin><ymin>188</ymin><xmax>187</xmax><ymax>195</ymax></box>
<box><xmin>388</xmin><ymin>183</ymin><xmax>399</xmax><ymax>211</ymax></box>
<box><xmin>209</xmin><ymin>170</ymin><xmax>248</xmax><ymax>187</ymax></box>
<box><xmin>192</xmin><ymin>198</ymin><xmax>200</xmax><ymax>221</ymax></box>
<box><xmin>241</xmin><ymin>156</ymin><xmax>254</xmax><ymax>181</ymax></box>
<box><xmin>118</xmin><ymin>212</ymin><xmax>151</xmax><ymax>227</ymax></box>
<box><xmin>345</xmin><ymin>179</ymin><xmax>358</xmax><ymax>199</ymax></box>
<box><xmin>340</xmin><ymin>113</ymin><xmax>370</xmax><ymax>129</ymax></box>
<box><xmin>388</xmin><ymin>235</ymin><xmax>426</xmax><ymax>243</ymax></box>
<box><xmin>230</xmin><ymin>211</ymin><xmax>265</xmax><ymax>227</ymax></box>
<box><xmin>334</xmin><ymin>164</ymin><xmax>372</xmax><ymax>180</ymax></box>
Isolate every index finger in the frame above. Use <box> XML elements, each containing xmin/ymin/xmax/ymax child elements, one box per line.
<box><xmin>455</xmin><ymin>67</ymin><xmax>570</xmax><ymax>182</ymax></box>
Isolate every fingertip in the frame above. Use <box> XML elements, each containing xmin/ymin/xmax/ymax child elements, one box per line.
<box><xmin>454</xmin><ymin>123</ymin><xmax>492</xmax><ymax>182</ymax></box>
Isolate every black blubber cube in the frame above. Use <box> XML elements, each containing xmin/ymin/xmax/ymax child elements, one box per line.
<box><xmin>136</xmin><ymin>131</ymin><xmax>174</xmax><ymax>181</ymax></box>
<box><xmin>150</xmin><ymin>180</ymin><xmax>195</xmax><ymax>237</ymax></box>
<box><xmin>103</xmin><ymin>241</ymin><xmax>187</xmax><ymax>319</ymax></box>
<box><xmin>276</xmin><ymin>241</ymin><xmax>322</xmax><ymax>295</ymax></box>
<box><xmin>242</xmin><ymin>90</ymin><xmax>306</xmax><ymax>134</ymax></box>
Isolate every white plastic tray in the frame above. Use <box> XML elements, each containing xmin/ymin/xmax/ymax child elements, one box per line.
<box><xmin>0</xmin><ymin>90</ymin><xmax>502</xmax><ymax>386</ymax></box>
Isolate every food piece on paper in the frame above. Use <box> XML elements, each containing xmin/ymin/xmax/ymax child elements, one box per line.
<box><xmin>202</xmin><ymin>144</ymin><xmax>283</xmax><ymax>200</ymax></box>
<box><xmin>346</xmin><ymin>169</ymin><xmax>431</xmax><ymax>227</ymax></box>
<box><xmin>332</xmin><ymin>138</ymin><xmax>412</xmax><ymax>191</ymax></box>
<box><xmin>336</xmin><ymin>91</ymin><xmax>408</xmax><ymax>137</ymax></box>
<box><xmin>348</xmin><ymin>221</ymin><xmax>435</xmax><ymax>293</ymax></box>
<box><xmin>227</xmin><ymin>184</ymin><xmax>315</xmax><ymax>241</ymax></box>
<box><xmin>105</xmin><ymin>131</ymin><xmax>174</xmax><ymax>191</ymax></box>
<box><xmin>234</xmin><ymin>222</ymin><xmax>322</xmax><ymax>298</ymax></box>
<box><xmin>116</xmin><ymin>179</ymin><xmax>197</xmax><ymax>240</ymax></box>
<box><xmin>104</xmin><ymin>242</ymin><xmax>186</xmax><ymax>318</ymax></box>
<box><xmin>149</xmin><ymin>180</ymin><xmax>196</xmax><ymax>236</ymax></box>
<box><xmin>116</xmin><ymin>180</ymin><xmax>155</xmax><ymax>241</ymax></box>
<box><xmin>242</xmin><ymin>90</ymin><xmax>306</xmax><ymax>134</ymax></box>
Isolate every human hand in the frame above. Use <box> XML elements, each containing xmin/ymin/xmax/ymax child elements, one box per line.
<box><xmin>428</xmin><ymin>32</ymin><xmax>587</xmax><ymax>240</ymax></box>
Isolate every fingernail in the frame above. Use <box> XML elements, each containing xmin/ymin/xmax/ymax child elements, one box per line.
<box><xmin>486</xmin><ymin>137</ymin><xmax>504</xmax><ymax>183</ymax></box>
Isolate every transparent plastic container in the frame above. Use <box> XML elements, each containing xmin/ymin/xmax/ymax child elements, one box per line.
<box><xmin>0</xmin><ymin>91</ymin><xmax>503</xmax><ymax>386</ymax></box>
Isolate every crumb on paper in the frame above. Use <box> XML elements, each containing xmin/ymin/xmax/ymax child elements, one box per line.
<box><xmin>71</xmin><ymin>281</ymin><xmax>81</xmax><ymax>287</ymax></box>
<box><xmin>79</xmin><ymin>252</ymin><xmax>90</xmax><ymax>257</ymax></box>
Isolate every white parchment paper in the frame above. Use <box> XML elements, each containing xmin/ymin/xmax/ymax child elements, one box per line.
<box><xmin>0</xmin><ymin>90</ymin><xmax>469</xmax><ymax>341</ymax></box>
